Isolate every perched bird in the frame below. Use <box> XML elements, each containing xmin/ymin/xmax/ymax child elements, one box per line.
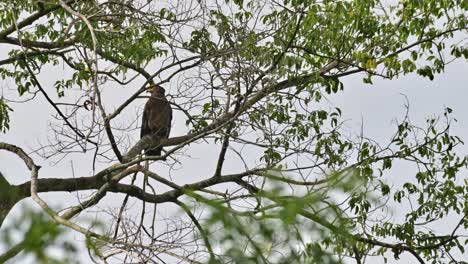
<box><xmin>140</xmin><ymin>85</ymin><xmax>172</xmax><ymax>156</ymax></box>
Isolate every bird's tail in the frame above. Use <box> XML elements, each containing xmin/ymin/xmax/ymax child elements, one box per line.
<box><xmin>145</xmin><ymin>147</ymin><xmax>162</xmax><ymax>156</ymax></box>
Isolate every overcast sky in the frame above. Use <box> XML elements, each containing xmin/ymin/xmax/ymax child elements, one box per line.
<box><xmin>1</xmin><ymin>47</ymin><xmax>467</xmax><ymax>263</ymax></box>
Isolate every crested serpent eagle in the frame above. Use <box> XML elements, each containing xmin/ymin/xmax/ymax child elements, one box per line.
<box><xmin>140</xmin><ymin>85</ymin><xmax>172</xmax><ymax>156</ymax></box>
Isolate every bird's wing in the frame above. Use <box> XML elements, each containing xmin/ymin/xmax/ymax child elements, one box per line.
<box><xmin>140</xmin><ymin>103</ymin><xmax>151</xmax><ymax>138</ymax></box>
<box><xmin>165</xmin><ymin>102</ymin><xmax>173</xmax><ymax>138</ymax></box>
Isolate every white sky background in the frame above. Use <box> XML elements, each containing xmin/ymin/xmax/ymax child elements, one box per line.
<box><xmin>1</xmin><ymin>58</ymin><xmax>467</xmax><ymax>263</ymax></box>
<box><xmin>335</xmin><ymin>60</ymin><xmax>468</xmax><ymax>263</ymax></box>
<box><xmin>0</xmin><ymin>5</ymin><xmax>468</xmax><ymax>263</ymax></box>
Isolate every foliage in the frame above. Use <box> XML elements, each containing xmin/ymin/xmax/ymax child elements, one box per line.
<box><xmin>0</xmin><ymin>0</ymin><xmax>467</xmax><ymax>263</ymax></box>
<box><xmin>1</xmin><ymin>207</ymin><xmax>79</xmax><ymax>264</ymax></box>
<box><xmin>0</xmin><ymin>98</ymin><xmax>12</xmax><ymax>133</ymax></box>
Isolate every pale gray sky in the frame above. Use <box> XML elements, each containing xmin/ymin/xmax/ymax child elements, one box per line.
<box><xmin>0</xmin><ymin>22</ymin><xmax>467</xmax><ymax>264</ymax></box>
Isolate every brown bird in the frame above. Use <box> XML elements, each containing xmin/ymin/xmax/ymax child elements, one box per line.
<box><xmin>140</xmin><ymin>85</ymin><xmax>172</xmax><ymax>156</ymax></box>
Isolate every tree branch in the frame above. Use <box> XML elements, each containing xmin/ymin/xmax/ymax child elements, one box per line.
<box><xmin>0</xmin><ymin>171</ymin><xmax>19</xmax><ymax>228</ymax></box>
<box><xmin>0</xmin><ymin>2</ymin><xmax>72</xmax><ymax>38</ymax></box>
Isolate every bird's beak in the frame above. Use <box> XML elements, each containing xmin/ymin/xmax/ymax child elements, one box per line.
<box><xmin>146</xmin><ymin>86</ymin><xmax>154</xmax><ymax>93</ymax></box>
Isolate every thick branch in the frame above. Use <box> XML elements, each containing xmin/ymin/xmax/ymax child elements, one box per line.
<box><xmin>108</xmin><ymin>170</ymin><xmax>261</xmax><ymax>204</ymax></box>
<box><xmin>0</xmin><ymin>171</ymin><xmax>19</xmax><ymax>228</ymax></box>
<box><xmin>0</xmin><ymin>49</ymin><xmax>73</xmax><ymax>66</ymax></box>
<box><xmin>0</xmin><ymin>36</ymin><xmax>77</xmax><ymax>49</ymax></box>
<box><xmin>0</xmin><ymin>143</ymin><xmax>38</xmax><ymax>171</ymax></box>
<box><xmin>357</xmin><ymin>237</ymin><xmax>426</xmax><ymax>264</ymax></box>
<box><xmin>0</xmin><ymin>144</ymin><xmax>36</xmax><ymax>227</ymax></box>
<box><xmin>122</xmin><ymin>72</ymin><xmax>316</xmax><ymax>161</ymax></box>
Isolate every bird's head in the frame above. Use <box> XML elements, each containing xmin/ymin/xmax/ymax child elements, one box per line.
<box><xmin>146</xmin><ymin>84</ymin><xmax>166</xmax><ymax>95</ymax></box>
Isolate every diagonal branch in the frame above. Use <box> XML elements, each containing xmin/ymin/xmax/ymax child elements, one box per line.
<box><xmin>23</xmin><ymin>63</ymin><xmax>84</xmax><ymax>138</ymax></box>
<box><xmin>174</xmin><ymin>200</ymin><xmax>216</xmax><ymax>260</ymax></box>
<box><xmin>0</xmin><ymin>2</ymin><xmax>74</xmax><ymax>38</ymax></box>
<box><xmin>123</xmin><ymin>71</ymin><xmax>318</xmax><ymax>162</ymax></box>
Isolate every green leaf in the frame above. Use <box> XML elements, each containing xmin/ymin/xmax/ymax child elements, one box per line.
<box><xmin>0</xmin><ymin>98</ymin><xmax>13</xmax><ymax>133</ymax></box>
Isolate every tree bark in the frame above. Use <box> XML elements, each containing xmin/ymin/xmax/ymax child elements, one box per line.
<box><xmin>0</xmin><ymin>172</ymin><xmax>20</xmax><ymax>228</ymax></box>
